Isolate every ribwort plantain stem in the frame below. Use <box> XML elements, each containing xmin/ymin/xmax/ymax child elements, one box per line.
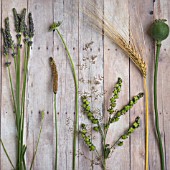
<box><xmin>54</xmin><ymin>94</ymin><xmax>58</xmax><ymax>170</ymax></box>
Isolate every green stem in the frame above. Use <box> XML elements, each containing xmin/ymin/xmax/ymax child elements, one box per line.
<box><xmin>20</xmin><ymin>43</ymin><xmax>30</xmax><ymax>169</ymax></box>
<box><xmin>54</xmin><ymin>94</ymin><xmax>58</xmax><ymax>170</ymax></box>
<box><xmin>56</xmin><ymin>28</ymin><xmax>78</xmax><ymax>170</ymax></box>
<box><xmin>30</xmin><ymin>113</ymin><xmax>45</xmax><ymax>170</ymax></box>
<box><xmin>5</xmin><ymin>55</ymin><xmax>16</xmax><ymax>113</ymax></box>
<box><xmin>154</xmin><ymin>42</ymin><xmax>165</xmax><ymax>170</ymax></box>
<box><xmin>0</xmin><ymin>139</ymin><xmax>15</xmax><ymax>169</ymax></box>
<box><xmin>16</xmin><ymin>34</ymin><xmax>22</xmax><ymax>170</ymax></box>
<box><xmin>103</xmin><ymin>137</ymin><xmax>106</xmax><ymax>170</ymax></box>
<box><xmin>11</xmin><ymin>47</ymin><xmax>17</xmax><ymax>73</ymax></box>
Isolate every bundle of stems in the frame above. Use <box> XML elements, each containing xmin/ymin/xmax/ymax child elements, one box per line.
<box><xmin>49</xmin><ymin>57</ymin><xmax>58</xmax><ymax>170</ymax></box>
<box><xmin>1</xmin><ymin>9</ymin><xmax>44</xmax><ymax>170</ymax></box>
<box><xmin>81</xmin><ymin>1</ymin><xmax>149</xmax><ymax>169</ymax></box>
<box><xmin>80</xmin><ymin>78</ymin><xmax>143</xmax><ymax>170</ymax></box>
<box><xmin>49</xmin><ymin>22</ymin><xmax>78</xmax><ymax>170</ymax></box>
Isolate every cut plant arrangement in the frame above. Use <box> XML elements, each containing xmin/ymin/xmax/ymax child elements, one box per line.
<box><xmin>149</xmin><ymin>19</ymin><xmax>169</xmax><ymax>170</ymax></box>
<box><xmin>49</xmin><ymin>57</ymin><xmax>58</xmax><ymax>170</ymax></box>
<box><xmin>80</xmin><ymin>77</ymin><xmax>143</xmax><ymax>170</ymax></box>
<box><xmin>1</xmin><ymin>9</ymin><xmax>45</xmax><ymax>170</ymax></box>
<box><xmin>49</xmin><ymin>22</ymin><xmax>79</xmax><ymax>170</ymax></box>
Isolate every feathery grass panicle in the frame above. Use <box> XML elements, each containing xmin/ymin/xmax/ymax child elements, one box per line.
<box><xmin>49</xmin><ymin>57</ymin><xmax>58</xmax><ymax>94</ymax></box>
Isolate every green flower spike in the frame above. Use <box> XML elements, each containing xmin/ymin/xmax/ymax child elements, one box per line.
<box><xmin>110</xmin><ymin>93</ymin><xmax>144</xmax><ymax>123</ymax></box>
<box><xmin>80</xmin><ymin>124</ymin><xmax>96</xmax><ymax>151</ymax></box>
<box><xmin>28</xmin><ymin>13</ymin><xmax>34</xmax><ymax>38</ymax></box>
<box><xmin>4</xmin><ymin>17</ymin><xmax>14</xmax><ymax>49</ymax></box>
<box><xmin>107</xmin><ymin>78</ymin><xmax>122</xmax><ymax>114</ymax></box>
<box><xmin>81</xmin><ymin>96</ymin><xmax>99</xmax><ymax>125</ymax></box>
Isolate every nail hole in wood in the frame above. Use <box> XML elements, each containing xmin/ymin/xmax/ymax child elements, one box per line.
<box><xmin>149</xmin><ymin>11</ymin><xmax>153</xmax><ymax>15</ymax></box>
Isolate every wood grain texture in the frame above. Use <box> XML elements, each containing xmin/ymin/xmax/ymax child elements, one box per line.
<box><xmin>0</xmin><ymin>0</ymin><xmax>170</xmax><ymax>170</ymax></box>
<box><xmin>104</xmin><ymin>0</ymin><xmax>130</xmax><ymax>170</ymax></box>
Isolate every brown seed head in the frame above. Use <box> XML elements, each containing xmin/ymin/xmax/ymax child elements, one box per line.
<box><xmin>49</xmin><ymin>57</ymin><xmax>58</xmax><ymax>94</ymax></box>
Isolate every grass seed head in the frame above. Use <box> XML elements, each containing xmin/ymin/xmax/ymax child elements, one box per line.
<box><xmin>49</xmin><ymin>57</ymin><xmax>58</xmax><ymax>94</ymax></box>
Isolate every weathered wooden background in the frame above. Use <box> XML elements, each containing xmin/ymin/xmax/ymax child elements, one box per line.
<box><xmin>0</xmin><ymin>0</ymin><xmax>170</xmax><ymax>169</ymax></box>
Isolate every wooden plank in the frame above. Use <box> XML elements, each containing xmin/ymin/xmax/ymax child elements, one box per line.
<box><xmin>26</xmin><ymin>0</ymin><xmax>54</xmax><ymax>169</ymax></box>
<box><xmin>154</xmin><ymin>0</ymin><xmax>170</xmax><ymax>169</ymax></box>
<box><xmin>53</xmin><ymin>0</ymin><xmax>79</xmax><ymax>169</ymax></box>
<box><xmin>129</xmin><ymin>0</ymin><xmax>154</xmax><ymax>169</ymax></box>
<box><xmin>78</xmin><ymin>1</ymin><xmax>104</xmax><ymax>169</ymax></box>
<box><xmin>1</xmin><ymin>0</ymin><xmax>27</xmax><ymax>169</ymax></box>
<box><xmin>104</xmin><ymin>0</ymin><xmax>130</xmax><ymax>169</ymax></box>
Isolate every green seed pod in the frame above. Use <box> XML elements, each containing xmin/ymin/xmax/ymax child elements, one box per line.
<box><xmin>84</xmin><ymin>137</ymin><xmax>90</xmax><ymax>142</ymax></box>
<box><xmin>81</xmin><ymin>123</ymin><xmax>86</xmax><ymax>128</ymax></box>
<box><xmin>111</xmin><ymin>103</ymin><xmax>116</xmax><ymax>107</ymax></box>
<box><xmin>93</xmin><ymin>126</ymin><xmax>99</xmax><ymax>132</ymax></box>
<box><xmin>150</xmin><ymin>19</ymin><xmax>169</xmax><ymax>42</ymax></box>
<box><xmin>121</xmin><ymin>135</ymin><xmax>128</xmax><ymax>139</ymax></box>
<box><xmin>129</xmin><ymin>100</ymin><xmax>134</xmax><ymax>106</ymax></box>
<box><xmin>118</xmin><ymin>141</ymin><xmax>123</xmax><ymax>146</ymax></box>
<box><xmin>81</xmin><ymin>134</ymin><xmax>85</xmax><ymax>138</ymax></box>
<box><xmin>90</xmin><ymin>145</ymin><xmax>96</xmax><ymax>151</ymax></box>
<box><xmin>81</xmin><ymin>129</ymin><xmax>87</xmax><ymax>134</ymax></box>
<box><xmin>133</xmin><ymin>122</ymin><xmax>139</xmax><ymax>128</ymax></box>
<box><xmin>92</xmin><ymin>119</ymin><xmax>99</xmax><ymax>124</ymax></box>
<box><xmin>128</xmin><ymin>127</ymin><xmax>134</xmax><ymax>134</ymax></box>
<box><xmin>116</xmin><ymin>111</ymin><xmax>121</xmax><ymax>117</ymax></box>
<box><xmin>86</xmin><ymin>106</ymin><xmax>90</xmax><ymax>111</ymax></box>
